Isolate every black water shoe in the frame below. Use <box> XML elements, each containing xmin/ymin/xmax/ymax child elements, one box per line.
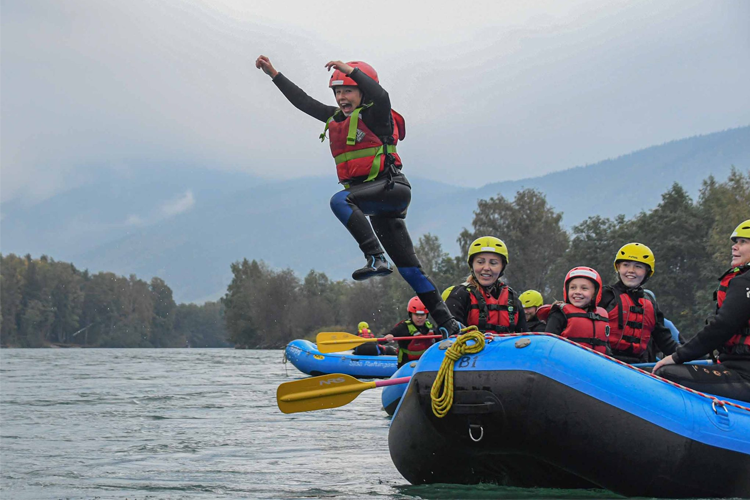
<box><xmin>352</xmin><ymin>254</ymin><xmax>393</xmax><ymax>281</ymax></box>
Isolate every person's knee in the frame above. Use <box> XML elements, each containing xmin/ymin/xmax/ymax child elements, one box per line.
<box><xmin>330</xmin><ymin>190</ymin><xmax>353</xmax><ymax>225</ymax></box>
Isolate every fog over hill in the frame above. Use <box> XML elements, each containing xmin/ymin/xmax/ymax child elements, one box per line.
<box><xmin>2</xmin><ymin>126</ymin><xmax>748</xmax><ymax>303</ymax></box>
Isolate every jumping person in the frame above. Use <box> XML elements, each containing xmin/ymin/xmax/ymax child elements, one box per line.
<box><xmin>544</xmin><ymin>267</ymin><xmax>612</xmax><ymax>355</ymax></box>
<box><xmin>255</xmin><ymin>56</ymin><xmax>461</xmax><ymax>337</ymax></box>
<box><xmin>520</xmin><ymin>290</ymin><xmax>546</xmax><ymax>332</ymax></box>
<box><xmin>384</xmin><ymin>296</ymin><xmax>439</xmax><ymax>368</ymax></box>
<box><xmin>654</xmin><ymin>220</ymin><xmax>750</xmax><ymax>402</ymax></box>
<box><xmin>599</xmin><ymin>243</ymin><xmax>679</xmax><ymax>363</ymax></box>
<box><xmin>445</xmin><ymin>236</ymin><xmax>528</xmax><ymax>334</ymax></box>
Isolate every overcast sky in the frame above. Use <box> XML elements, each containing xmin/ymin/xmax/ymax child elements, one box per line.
<box><xmin>2</xmin><ymin>0</ymin><xmax>749</xmax><ymax>205</ymax></box>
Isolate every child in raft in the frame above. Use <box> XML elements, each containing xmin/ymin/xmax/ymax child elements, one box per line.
<box><xmin>599</xmin><ymin>243</ymin><xmax>679</xmax><ymax>363</ymax></box>
<box><xmin>520</xmin><ymin>290</ymin><xmax>546</xmax><ymax>332</ymax></box>
<box><xmin>384</xmin><ymin>296</ymin><xmax>439</xmax><ymax>368</ymax></box>
<box><xmin>255</xmin><ymin>55</ymin><xmax>461</xmax><ymax>338</ymax></box>
<box><xmin>543</xmin><ymin>267</ymin><xmax>612</xmax><ymax>355</ymax></box>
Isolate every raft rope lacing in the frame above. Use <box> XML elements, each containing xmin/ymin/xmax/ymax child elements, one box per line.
<box><xmin>462</xmin><ymin>332</ymin><xmax>750</xmax><ymax>415</ymax></box>
<box><xmin>430</xmin><ymin>326</ymin><xmax>485</xmax><ymax>418</ymax></box>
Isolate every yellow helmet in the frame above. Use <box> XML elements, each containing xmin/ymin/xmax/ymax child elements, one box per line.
<box><xmin>357</xmin><ymin>321</ymin><xmax>369</xmax><ymax>332</ymax></box>
<box><xmin>731</xmin><ymin>219</ymin><xmax>750</xmax><ymax>242</ymax></box>
<box><xmin>467</xmin><ymin>236</ymin><xmax>509</xmax><ymax>267</ymax></box>
<box><xmin>613</xmin><ymin>242</ymin><xmax>655</xmax><ymax>277</ymax></box>
<box><xmin>441</xmin><ymin>286</ymin><xmax>455</xmax><ymax>302</ymax></box>
<box><xmin>519</xmin><ymin>290</ymin><xmax>543</xmax><ymax>308</ymax></box>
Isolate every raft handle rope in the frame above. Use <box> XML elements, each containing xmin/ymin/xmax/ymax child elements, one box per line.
<box><xmin>430</xmin><ymin>326</ymin><xmax>485</xmax><ymax>418</ymax></box>
<box><xmin>468</xmin><ymin>424</ymin><xmax>484</xmax><ymax>442</ymax></box>
<box><xmin>486</xmin><ymin>332</ymin><xmax>750</xmax><ymax>415</ymax></box>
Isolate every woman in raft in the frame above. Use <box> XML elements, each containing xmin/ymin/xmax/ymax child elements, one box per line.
<box><xmin>444</xmin><ymin>236</ymin><xmax>528</xmax><ymax>334</ymax></box>
<box><xmin>256</xmin><ymin>56</ymin><xmax>461</xmax><ymax>338</ymax></box>
<box><xmin>654</xmin><ymin>220</ymin><xmax>750</xmax><ymax>402</ymax></box>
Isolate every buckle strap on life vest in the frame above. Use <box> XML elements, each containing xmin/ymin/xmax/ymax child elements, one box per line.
<box><xmin>566</xmin><ymin>311</ymin><xmax>608</xmax><ymax>322</ymax></box>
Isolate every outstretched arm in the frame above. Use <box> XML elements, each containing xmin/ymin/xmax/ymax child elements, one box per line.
<box><xmin>257</xmin><ymin>55</ymin><xmax>337</xmax><ymax>123</ymax></box>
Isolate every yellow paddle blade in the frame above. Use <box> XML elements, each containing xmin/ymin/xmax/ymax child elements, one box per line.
<box><xmin>315</xmin><ymin>331</ymin><xmax>376</xmax><ymax>353</ymax></box>
<box><xmin>277</xmin><ymin>373</ymin><xmax>376</xmax><ymax>414</ymax></box>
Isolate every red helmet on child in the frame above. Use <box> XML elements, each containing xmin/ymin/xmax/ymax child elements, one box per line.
<box><xmin>329</xmin><ymin>61</ymin><xmax>379</xmax><ymax>87</ymax></box>
<box><xmin>563</xmin><ymin>267</ymin><xmax>603</xmax><ymax>306</ymax></box>
<box><xmin>407</xmin><ymin>296</ymin><xmax>428</xmax><ymax>314</ymax></box>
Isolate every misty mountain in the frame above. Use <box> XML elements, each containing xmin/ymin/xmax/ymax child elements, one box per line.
<box><xmin>2</xmin><ymin>126</ymin><xmax>748</xmax><ymax>303</ymax></box>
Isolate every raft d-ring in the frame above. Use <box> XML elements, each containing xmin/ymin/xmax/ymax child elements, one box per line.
<box><xmin>712</xmin><ymin>400</ymin><xmax>730</xmax><ymax>417</ymax></box>
<box><xmin>468</xmin><ymin>424</ymin><xmax>484</xmax><ymax>442</ymax></box>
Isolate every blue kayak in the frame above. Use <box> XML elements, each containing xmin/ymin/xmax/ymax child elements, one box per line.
<box><xmin>389</xmin><ymin>334</ymin><xmax>750</xmax><ymax>498</ymax></box>
<box><xmin>284</xmin><ymin>339</ymin><xmax>397</xmax><ymax>379</ymax></box>
<box><xmin>382</xmin><ymin>361</ymin><xmax>416</xmax><ymax>415</ymax></box>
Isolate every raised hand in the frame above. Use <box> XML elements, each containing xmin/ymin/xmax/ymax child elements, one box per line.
<box><xmin>256</xmin><ymin>55</ymin><xmax>279</xmax><ymax>78</ymax></box>
<box><xmin>324</xmin><ymin>60</ymin><xmax>353</xmax><ymax>75</ymax></box>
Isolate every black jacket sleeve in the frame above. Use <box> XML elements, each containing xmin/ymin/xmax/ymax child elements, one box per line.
<box><xmin>544</xmin><ymin>308</ymin><xmax>567</xmax><ymax>335</ymax></box>
<box><xmin>348</xmin><ymin>68</ymin><xmax>392</xmax><ymax>137</ymax></box>
<box><xmin>385</xmin><ymin>322</ymin><xmax>412</xmax><ymax>349</ymax></box>
<box><xmin>673</xmin><ymin>271</ymin><xmax>750</xmax><ymax>363</ymax></box>
<box><xmin>272</xmin><ymin>73</ymin><xmax>338</xmax><ymax>123</ymax></box>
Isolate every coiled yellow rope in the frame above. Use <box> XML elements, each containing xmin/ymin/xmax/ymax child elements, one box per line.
<box><xmin>430</xmin><ymin>326</ymin><xmax>485</xmax><ymax>418</ymax></box>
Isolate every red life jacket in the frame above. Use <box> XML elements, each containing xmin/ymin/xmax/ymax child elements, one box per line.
<box><xmin>398</xmin><ymin>320</ymin><xmax>436</xmax><ymax>364</ymax></box>
<box><xmin>557</xmin><ymin>303</ymin><xmax>611</xmax><ymax>354</ymax></box>
<box><xmin>465</xmin><ymin>283</ymin><xmax>517</xmax><ymax>334</ymax></box>
<box><xmin>607</xmin><ymin>291</ymin><xmax>656</xmax><ymax>355</ymax></box>
<box><xmin>716</xmin><ymin>264</ymin><xmax>750</xmax><ymax>354</ymax></box>
<box><xmin>321</xmin><ymin>105</ymin><xmax>405</xmax><ymax>183</ymax></box>
<box><xmin>359</xmin><ymin>328</ymin><xmax>375</xmax><ymax>339</ymax></box>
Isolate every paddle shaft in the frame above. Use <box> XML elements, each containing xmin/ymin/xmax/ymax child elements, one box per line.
<box><xmin>279</xmin><ymin>376</ymin><xmax>411</xmax><ymax>403</ymax></box>
<box><xmin>320</xmin><ymin>335</ymin><xmax>442</xmax><ymax>346</ymax></box>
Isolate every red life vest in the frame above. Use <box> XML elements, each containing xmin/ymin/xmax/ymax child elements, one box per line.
<box><xmin>557</xmin><ymin>303</ymin><xmax>611</xmax><ymax>354</ymax></box>
<box><xmin>359</xmin><ymin>328</ymin><xmax>375</xmax><ymax>339</ymax></box>
<box><xmin>607</xmin><ymin>291</ymin><xmax>656</xmax><ymax>355</ymax></box>
<box><xmin>465</xmin><ymin>283</ymin><xmax>517</xmax><ymax>334</ymax></box>
<box><xmin>321</xmin><ymin>105</ymin><xmax>405</xmax><ymax>183</ymax></box>
<box><xmin>398</xmin><ymin>320</ymin><xmax>436</xmax><ymax>364</ymax></box>
<box><xmin>716</xmin><ymin>264</ymin><xmax>750</xmax><ymax>354</ymax></box>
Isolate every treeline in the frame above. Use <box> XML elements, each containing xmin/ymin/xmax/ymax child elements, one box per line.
<box><xmin>0</xmin><ymin>257</ymin><xmax>228</xmax><ymax>348</ymax></box>
<box><xmin>2</xmin><ymin>169</ymin><xmax>747</xmax><ymax>349</ymax></box>
<box><xmin>224</xmin><ymin>169</ymin><xmax>749</xmax><ymax>348</ymax></box>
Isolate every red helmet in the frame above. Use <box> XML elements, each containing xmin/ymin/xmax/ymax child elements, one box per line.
<box><xmin>407</xmin><ymin>296</ymin><xmax>428</xmax><ymax>315</ymax></box>
<box><xmin>329</xmin><ymin>61</ymin><xmax>379</xmax><ymax>87</ymax></box>
<box><xmin>563</xmin><ymin>266</ymin><xmax>603</xmax><ymax>306</ymax></box>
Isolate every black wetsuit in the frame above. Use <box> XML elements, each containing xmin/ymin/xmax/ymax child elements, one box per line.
<box><xmin>445</xmin><ymin>283</ymin><xmax>529</xmax><ymax>333</ymax></box>
<box><xmin>656</xmin><ymin>268</ymin><xmax>750</xmax><ymax>402</ymax></box>
<box><xmin>600</xmin><ymin>282</ymin><xmax>679</xmax><ymax>363</ymax></box>
<box><xmin>272</xmin><ymin>69</ymin><xmax>455</xmax><ymax>329</ymax></box>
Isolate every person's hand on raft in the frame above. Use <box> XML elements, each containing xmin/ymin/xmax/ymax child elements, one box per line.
<box><xmin>384</xmin><ymin>334</ymin><xmax>394</xmax><ymax>342</ymax></box>
<box><xmin>325</xmin><ymin>60</ymin><xmax>354</xmax><ymax>75</ymax></box>
<box><xmin>256</xmin><ymin>55</ymin><xmax>278</xmax><ymax>78</ymax></box>
<box><xmin>653</xmin><ymin>354</ymin><xmax>676</xmax><ymax>373</ymax></box>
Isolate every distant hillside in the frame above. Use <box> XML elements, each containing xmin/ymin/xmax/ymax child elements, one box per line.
<box><xmin>2</xmin><ymin>126</ymin><xmax>748</xmax><ymax>302</ymax></box>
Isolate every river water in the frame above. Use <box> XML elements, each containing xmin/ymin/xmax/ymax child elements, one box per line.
<box><xmin>1</xmin><ymin>349</ymin><xmax>618</xmax><ymax>499</ymax></box>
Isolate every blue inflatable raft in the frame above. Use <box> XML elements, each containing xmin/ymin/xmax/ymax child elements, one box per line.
<box><xmin>284</xmin><ymin>339</ymin><xmax>397</xmax><ymax>379</ymax></box>
<box><xmin>389</xmin><ymin>334</ymin><xmax>750</xmax><ymax>498</ymax></box>
<box><xmin>382</xmin><ymin>362</ymin><xmax>416</xmax><ymax>415</ymax></box>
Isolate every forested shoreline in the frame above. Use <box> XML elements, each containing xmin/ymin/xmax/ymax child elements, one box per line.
<box><xmin>2</xmin><ymin>169</ymin><xmax>747</xmax><ymax>349</ymax></box>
